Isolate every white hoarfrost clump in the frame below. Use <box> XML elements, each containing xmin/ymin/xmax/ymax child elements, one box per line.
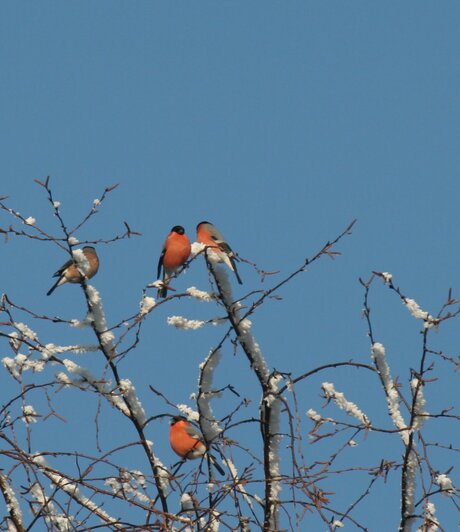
<box><xmin>41</xmin><ymin>343</ymin><xmax>99</xmax><ymax>360</ymax></box>
<box><xmin>380</xmin><ymin>272</ymin><xmax>392</xmax><ymax>283</ymax></box>
<box><xmin>119</xmin><ymin>379</ymin><xmax>146</xmax><ymax>425</ymax></box>
<box><xmin>322</xmin><ymin>382</ymin><xmax>371</xmax><ymax>426</ymax></box>
<box><xmin>147</xmin><ymin>280</ymin><xmax>163</xmax><ymax>288</ymax></box>
<box><xmin>155</xmin><ymin>459</ymin><xmax>171</xmax><ymax>494</ymax></box>
<box><xmin>176</xmin><ymin>404</ymin><xmax>199</xmax><ymax>421</ymax></box>
<box><xmin>56</xmin><ymin>372</ymin><xmax>73</xmax><ymax>386</ymax></box>
<box><xmin>0</xmin><ymin>473</ymin><xmax>23</xmax><ymax>526</ymax></box>
<box><xmin>306</xmin><ymin>408</ymin><xmax>335</xmax><ymax>429</ymax></box>
<box><xmin>190</xmin><ymin>241</ymin><xmax>206</xmax><ymax>256</ymax></box>
<box><xmin>268</xmin><ymin>373</ymin><xmax>283</xmax><ymax>394</ymax></box>
<box><xmin>167</xmin><ymin>315</ymin><xmax>206</xmax><ymax>330</ymax></box>
<box><xmin>105</xmin><ymin>470</ymin><xmax>151</xmax><ymax>504</ymax></box>
<box><xmin>306</xmin><ymin>408</ymin><xmax>322</xmax><ymax>423</ymax></box>
<box><xmin>8</xmin><ymin>332</ymin><xmax>21</xmax><ymax>352</ymax></box>
<box><xmin>237</xmin><ymin>317</ymin><xmax>269</xmax><ymax>381</ymax></box>
<box><xmin>3</xmin><ymin>356</ymin><xmax>23</xmax><ymax>380</ymax></box>
<box><xmin>180</xmin><ymin>492</ymin><xmax>195</xmax><ymax>511</ymax></box>
<box><xmin>22</xmin><ymin>405</ymin><xmax>38</xmax><ymax>424</ymax></box>
<box><xmin>139</xmin><ymin>296</ymin><xmax>156</xmax><ymax>316</ymax></box>
<box><xmin>404</xmin><ymin>449</ymin><xmax>418</xmax><ymax>525</ymax></box>
<box><xmin>264</xmin><ymin>371</ymin><xmax>283</xmax><ymax>519</ymax></box>
<box><xmin>70</xmin><ymin>317</ymin><xmax>92</xmax><ymax>328</ymax></box>
<box><xmin>435</xmin><ymin>473</ymin><xmax>456</xmax><ymax>495</ymax></box>
<box><xmin>2</xmin><ymin>354</ymin><xmax>45</xmax><ymax>380</ymax></box>
<box><xmin>410</xmin><ymin>378</ymin><xmax>428</xmax><ymax>431</ymax></box>
<box><xmin>265</xmin><ymin>393</ymin><xmax>282</xmax><ymax>530</ymax></box>
<box><xmin>403</xmin><ymin>298</ymin><xmax>436</xmax><ymax>329</ymax></box>
<box><xmin>86</xmin><ymin>286</ymin><xmax>115</xmax><ymax>349</ymax></box>
<box><xmin>14</xmin><ymin>322</ymin><xmax>38</xmax><ymax>342</ymax></box>
<box><xmin>72</xmin><ymin>248</ymin><xmax>90</xmax><ymax>275</ymax></box>
<box><xmin>186</xmin><ymin>286</ymin><xmax>214</xmax><ymax>302</ymax></box>
<box><xmin>418</xmin><ymin>501</ymin><xmax>439</xmax><ymax>531</ymax></box>
<box><xmin>371</xmin><ymin>342</ymin><xmax>409</xmax><ymax>444</ymax></box>
<box><xmin>198</xmin><ymin>349</ymin><xmax>223</xmax><ymax>441</ymax></box>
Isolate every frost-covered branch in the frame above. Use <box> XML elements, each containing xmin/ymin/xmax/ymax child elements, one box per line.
<box><xmin>0</xmin><ymin>473</ymin><xmax>25</xmax><ymax>532</ymax></box>
<box><xmin>78</xmin><ymin>281</ymin><xmax>170</xmax><ymax>517</ymax></box>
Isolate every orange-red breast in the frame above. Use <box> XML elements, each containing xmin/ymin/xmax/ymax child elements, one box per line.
<box><xmin>196</xmin><ymin>221</ymin><xmax>242</xmax><ymax>284</ymax></box>
<box><xmin>47</xmin><ymin>246</ymin><xmax>99</xmax><ymax>296</ymax></box>
<box><xmin>157</xmin><ymin>226</ymin><xmax>191</xmax><ymax>298</ymax></box>
<box><xmin>169</xmin><ymin>416</ymin><xmax>225</xmax><ymax>475</ymax></box>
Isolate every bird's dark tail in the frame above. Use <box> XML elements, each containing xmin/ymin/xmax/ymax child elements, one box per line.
<box><xmin>231</xmin><ymin>258</ymin><xmax>243</xmax><ymax>285</ymax></box>
<box><xmin>157</xmin><ymin>282</ymin><xmax>168</xmax><ymax>298</ymax></box>
<box><xmin>46</xmin><ymin>278</ymin><xmax>61</xmax><ymax>296</ymax></box>
<box><xmin>209</xmin><ymin>453</ymin><xmax>225</xmax><ymax>476</ymax></box>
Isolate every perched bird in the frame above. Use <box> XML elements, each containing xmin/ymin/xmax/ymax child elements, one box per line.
<box><xmin>196</xmin><ymin>221</ymin><xmax>242</xmax><ymax>284</ymax></box>
<box><xmin>157</xmin><ymin>225</ymin><xmax>191</xmax><ymax>298</ymax></box>
<box><xmin>47</xmin><ymin>246</ymin><xmax>99</xmax><ymax>296</ymax></box>
<box><xmin>169</xmin><ymin>416</ymin><xmax>225</xmax><ymax>476</ymax></box>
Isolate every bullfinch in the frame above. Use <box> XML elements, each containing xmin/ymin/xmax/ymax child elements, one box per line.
<box><xmin>169</xmin><ymin>416</ymin><xmax>225</xmax><ymax>476</ymax></box>
<box><xmin>157</xmin><ymin>225</ymin><xmax>191</xmax><ymax>298</ymax></box>
<box><xmin>196</xmin><ymin>221</ymin><xmax>242</xmax><ymax>284</ymax></box>
<box><xmin>47</xmin><ymin>246</ymin><xmax>99</xmax><ymax>296</ymax></box>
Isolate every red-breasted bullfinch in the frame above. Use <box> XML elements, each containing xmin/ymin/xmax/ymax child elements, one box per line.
<box><xmin>157</xmin><ymin>226</ymin><xmax>191</xmax><ymax>298</ymax></box>
<box><xmin>196</xmin><ymin>221</ymin><xmax>242</xmax><ymax>284</ymax></box>
<box><xmin>47</xmin><ymin>246</ymin><xmax>99</xmax><ymax>296</ymax></box>
<box><xmin>169</xmin><ymin>416</ymin><xmax>225</xmax><ymax>476</ymax></box>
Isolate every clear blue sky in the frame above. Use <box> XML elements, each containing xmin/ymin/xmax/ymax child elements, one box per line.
<box><xmin>1</xmin><ymin>2</ymin><xmax>459</xmax><ymax>530</ymax></box>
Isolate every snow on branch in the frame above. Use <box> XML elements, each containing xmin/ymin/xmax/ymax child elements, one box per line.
<box><xmin>176</xmin><ymin>404</ymin><xmax>199</xmax><ymax>421</ymax></box>
<box><xmin>139</xmin><ymin>296</ymin><xmax>156</xmax><ymax>316</ymax></box>
<box><xmin>21</xmin><ymin>405</ymin><xmax>38</xmax><ymax>424</ymax></box>
<box><xmin>190</xmin><ymin>241</ymin><xmax>206</xmax><ymax>257</ymax></box>
<box><xmin>371</xmin><ymin>343</ymin><xmax>409</xmax><ymax>443</ymax></box>
<box><xmin>41</xmin><ymin>343</ymin><xmax>100</xmax><ymax>360</ymax></box>
<box><xmin>85</xmin><ymin>286</ymin><xmax>115</xmax><ymax>349</ymax></box>
<box><xmin>62</xmin><ymin>359</ymin><xmax>130</xmax><ymax>416</ymax></box>
<box><xmin>31</xmin><ymin>454</ymin><xmax>123</xmax><ymax>529</ymax></box>
<box><xmin>435</xmin><ymin>473</ymin><xmax>456</xmax><ymax>496</ymax></box>
<box><xmin>154</xmin><ymin>457</ymin><xmax>171</xmax><ymax>495</ymax></box>
<box><xmin>410</xmin><ymin>378</ymin><xmax>428</xmax><ymax>431</ymax></box>
<box><xmin>70</xmin><ymin>317</ymin><xmax>92</xmax><ymax>328</ymax></box>
<box><xmin>403</xmin><ymin>298</ymin><xmax>436</xmax><ymax>329</ymax></box>
<box><xmin>198</xmin><ymin>349</ymin><xmax>223</xmax><ymax>442</ymax></box>
<box><xmin>0</xmin><ymin>473</ymin><xmax>23</xmax><ymax>531</ymax></box>
<box><xmin>226</xmin><ymin>458</ymin><xmax>255</xmax><ymax>512</ymax></box>
<box><xmin>419</xmin><ymin>501</ymin><xmax>439</xmax><ymax>531</ymax></box>
<box><xmin>404</xmin><ymin>449</ymin><xmax>418</xmax><ymax>529</ymax></box>
<box><xmin>72</xmin><ymin>248</ymin><xmax>91</xmax><ymax>276</ymax></box>
<box><xmin>2</xmin><ymin>354</ymin><xmax>45</xmax><ymax>380</ymax></box>
<box><xmin>167</xmin><ymin>315</ymin><xmax>207</xmax><ymax>330</ymax></box>
<box><xmin>105</xmin><ymin>469</ymin><xmax>152</xmax><ymax>505</ymax></box>
<box><xmin>30</xmin><ymin>482</ymin><xmax>73</xmax><ymax>531</ymax></box>
<box><xmin>119</xmin><ymin>379</ymin><xmax>146</xmax><ymax>426</ymax></box>
<box><xmin>321</xmin><ymin>382</ymin><xmax>371</xmax><ymax>426</ymax></box>
<box><xmin>186</xmin><ymin>286</ymin><xmax>215</xmax><ymax>302</ymax></box>
<box><xmin>12</xmin><ymin>322</ymin><xmax>39</xmax><ymax>342</ymax></box>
